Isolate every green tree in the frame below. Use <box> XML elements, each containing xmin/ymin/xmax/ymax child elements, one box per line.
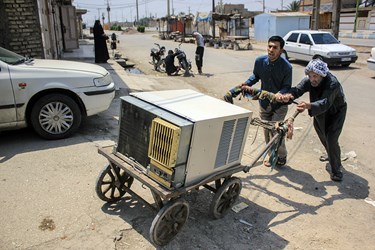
<box><xmin>287</xmin><ymin>0</ymin><xmax>301</xmax><ymax>11</ymax></box>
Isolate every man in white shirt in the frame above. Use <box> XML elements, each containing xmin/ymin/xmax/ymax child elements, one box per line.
<box><xmin>193</xmin><ymin>31</ymin><xmax>204</xmax><ymax>74</ymax></box>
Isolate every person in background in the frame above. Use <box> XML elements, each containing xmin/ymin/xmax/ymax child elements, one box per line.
<box><xmin>279</xmin><ymin>59</ymin><xmax>347</xmax><ymax>182</ymax></box>
<box><xmin>164</xmin><ymin>50</ymin><xmax>180</xmax><ymax>76</ymax></box>
<box><xmin>224</xmin><ymin>35</ymin><xmax>292</xmax><ymax>167</ymax></box>
<box><xmin>193</xmin><ymin>31</ymin><xmax>204</xmax><ymax>74</ymax></box>
<box><xmin>93</xmin><ymin>20</ymin><xmax>109</xmax><ymax>63</ymax></box>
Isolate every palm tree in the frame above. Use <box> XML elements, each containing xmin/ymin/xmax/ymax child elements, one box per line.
<box><xmin>287</xmin><ymin>0</ymin><xmax>301</xmax><ymax>11</ymax></box>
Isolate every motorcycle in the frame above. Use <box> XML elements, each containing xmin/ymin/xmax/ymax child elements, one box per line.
<box><xmin>174</xmin><ymin>43</ymin><xmax>192</xmax><ymax>76</ymax></box>
<box><xmin>150</xmin><ymin>43</ymin><xmax>166</xmax><ymax>72</ymax></box>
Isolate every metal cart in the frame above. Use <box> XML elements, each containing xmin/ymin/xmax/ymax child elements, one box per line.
<box><xmin>95</xmin><ymin>110</ymin><xmax>300</xmax><ymax>246</ymax></box>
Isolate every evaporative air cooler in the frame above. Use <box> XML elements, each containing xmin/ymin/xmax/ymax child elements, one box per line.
<box><xmin>116</xmin><ymin>89</ymin><xmax>253</xmax><ymax>189</ymax></box>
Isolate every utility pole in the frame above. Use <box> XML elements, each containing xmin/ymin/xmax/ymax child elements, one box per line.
<box><xmin>332</xmin><ymin>0</ymin><xmax>341</xmax><ymax>39</ymax></box>
<box><xmin>263</xmin><ymin>0</ymin><xmax>265</xmax><ymax>13</ymax></box>
<box><xmin>212</xmin><ymin>0</ymin><xmax>215</xmax><ymax>39</ymax></box>
<box><xmin>353</xmin><ymin>0</ymin><xmax>360</xmax><ymax>32</ymax></box>
<box><xmin>136</xmin><ymin>0</ymin><xmax>139</xmax><ymax>23</ymax></box>
<box><xmin>167</xmin><ymin>0</ymin><xmax>170</xmax><ymax>16</ymax></box>
<box><xmin>107</xmin><ymin>0</ymin><xmax>111</xmax><ymax>29</ymax></box>
<box><xmin>311</xmin><ymin>0</ymin><xmax>320</xmax><ymax>30</ymax></box>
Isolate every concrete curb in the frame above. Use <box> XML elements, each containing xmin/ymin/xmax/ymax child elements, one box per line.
<box><xmin>339</xmin><ymin>30</ymin><xmax>375</xmax><ymax>40</ymax></box>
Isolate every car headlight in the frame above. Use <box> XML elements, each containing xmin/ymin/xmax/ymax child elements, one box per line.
<box><xmin>350</xmin><ymin>51</ymin><xmax>357</xmax><ymax>56</ymax></box>
<box><xmin>93</xmin><ymin>73</ymin><xmax>112</xmax><ymax>87</ymax></box>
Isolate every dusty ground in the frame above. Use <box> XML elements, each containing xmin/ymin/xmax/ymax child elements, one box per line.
<box><xmin>110</xmin><ymin>32</ymin><xmax>375</xmax><ymax>250</ymax></box>
<box><xmin>0</xmin><ymin>31</ymin><xmax>374</xmax><ymax>250</ymax></box>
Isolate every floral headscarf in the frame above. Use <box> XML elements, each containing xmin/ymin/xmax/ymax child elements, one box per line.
<box><xmin>304</xmin><ymin>59</ymin><xmax>329</xmax><ymax>77</ymax></box>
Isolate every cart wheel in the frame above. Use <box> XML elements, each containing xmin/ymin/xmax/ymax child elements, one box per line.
<box><xmin>209</xmin><ymin>177</ymin><xmax>242</xmax><ymax>219</ymax></box>
<box><xmin>150</xmin><ymin>199</ymin><xmax>189</xmax><ymax>246</ymax></box>
<box><xmin>95</xmin><ymin>164</ymin><xmax>134</xmax><ymax>202</ymax></box>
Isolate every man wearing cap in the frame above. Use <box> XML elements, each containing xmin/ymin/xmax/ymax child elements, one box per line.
<box><xmin>280</xmin><ymin>59</ymin><xmax>347</xmax><ymax>182</ymax></box>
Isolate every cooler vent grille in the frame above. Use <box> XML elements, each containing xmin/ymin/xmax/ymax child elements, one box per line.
<box><xmin>148</xmin><ymin>118</ymin><xmax>181</xmax><ymax>169</ymax></box>
<box><xmin>215</xmin><ymin>117</ymin><xmax>249</xmax><ymax>168</ymax></box>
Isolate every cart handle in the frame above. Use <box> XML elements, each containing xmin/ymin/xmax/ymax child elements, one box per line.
<box><xmin>243</xmin><ymin>109</ymin><xmax>301</xmax><ymax>173</ymax></box>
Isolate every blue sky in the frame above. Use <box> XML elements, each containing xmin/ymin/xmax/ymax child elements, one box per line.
<box><xmin>73</xmin><ymin>0</ymin><xmax>295</xmax><ymax>25</ymax></box>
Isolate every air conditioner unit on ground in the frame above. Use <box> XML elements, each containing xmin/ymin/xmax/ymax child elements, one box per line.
<box><xmin>116</xmin><ymin>89</ymin><xmax>253</xmax><ymax>189</ymax></box>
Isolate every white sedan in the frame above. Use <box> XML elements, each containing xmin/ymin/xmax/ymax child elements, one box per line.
<box><xmin>283</xmin><ymin>30</ymin><xmax>358</xmax><ymax>67</ymax></box>
<box><xmin>367</xmin><ymin>47</ymin><xmax>375</xmax><ymax>71</ymax></box>
<box><xmin>0</xmin><ymin>46</ymin><xmax>115</xmax><ymax>139</ymax></box>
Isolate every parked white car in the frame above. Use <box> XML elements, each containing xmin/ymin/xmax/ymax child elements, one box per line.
<box><xmin>283</xmin><ymin>30</ymin><xmax>358</xmax><ymax>67</ymax></box>
<box><xmin>0</xmin><ymin>46</ymin><xmax>115</xmax><ymax>139</ymax></box>
<box><xmin>367</xmin><ymin>47</ymin><xmax>375</xmax><ymax>71</ymax></box>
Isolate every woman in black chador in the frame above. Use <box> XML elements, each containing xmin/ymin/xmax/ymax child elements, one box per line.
<box><xmin>93</xmin><ymin>20</ymin><xmax>109</xmax><ymax>63</ymax></box>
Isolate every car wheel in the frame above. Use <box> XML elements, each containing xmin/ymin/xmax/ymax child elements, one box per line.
<box><xmin>314</xmin><ymin>55</ymin><xmax>324</xmax><ymax>61</ymax></box>
<box><xmin>30</xmin><ymin>94</ymin><xmax>82</xmax><ymax>140</ymax></box>
<box><xmin>341</xmin><ymin>63</ymin><xmax>350</xmax><ymax>67</ymax></box>
<box><xmin>156</xmin><ymin>58</ymin><xmax>165</xmax><ymax>72</ymax></box>
<box><xmin>281</xmin><ymin>51</ymin><xmax>289</xmax><ymax>60</ymax></box>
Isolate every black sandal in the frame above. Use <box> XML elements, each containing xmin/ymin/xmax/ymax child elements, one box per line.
<box><xmin>276</xmin><ymin>157</ymin><xmax>287</xmax><ymax>166</ymax></box>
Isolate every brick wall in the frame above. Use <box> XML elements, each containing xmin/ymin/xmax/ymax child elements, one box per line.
<box><xmin>0</xmin><ymin>0</ymin><xmax>43</xmax><ymax>58</ymax></box>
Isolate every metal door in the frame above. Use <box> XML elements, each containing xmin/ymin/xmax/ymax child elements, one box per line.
<box><xmin>60</xmin><ymin>5</ymin><xmax>78</xmax><ymax>50</ymax></box>
<box><xmin>37</xmin><ymin>0</ymin><xmax>56</xmax><ymax>58</ymax></box>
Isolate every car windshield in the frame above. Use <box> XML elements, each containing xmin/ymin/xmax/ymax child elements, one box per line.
<box><xmin>311</xmin><ymin>33</ymin><xmax>339</xmax><ymax>44</ymax></box>
<box><xmin>0</xmin><ymin>46</ymin><xmax>29</xmax><ymax>65</ymax></box>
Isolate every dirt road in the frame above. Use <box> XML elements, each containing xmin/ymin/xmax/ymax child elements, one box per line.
<box><xmin>0</xmin><ymin>31</ymin><xmax>374</xmax><ymax>250</ymax></box>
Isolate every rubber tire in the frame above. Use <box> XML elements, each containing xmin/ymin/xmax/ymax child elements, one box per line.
<box><xmin>181</xmin><ymin>59</ymin><xmax>188</xmax><ymax>72</ymax></box>
<box><xmin>30</xmin><ymin>94</ymin><xmax>82</xmax><ymax>140</ymax></box>
<box><xmin>281</xmin><ymin>51</ymin><xmax>289</xmax><ymax>60</ymax></box>
<box><xmin>156</xmin><ymin>58</ymin><xmax>165</xmax><ymax>72</ymax></box>
<box><xmin>341</xmin><ymin>63</ymin><xmax>350</xmax><ymax>67</ymax></box>
<box><xmin>314</xmin><ymin>55</ymin><xmax>324</xmax><ymax>61</ymax></box>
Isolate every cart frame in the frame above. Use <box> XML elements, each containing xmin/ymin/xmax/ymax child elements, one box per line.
<box><xmin>95</xmin><ymin>110</ymin><xmax>300</xmax><ymax>246</ymax></box>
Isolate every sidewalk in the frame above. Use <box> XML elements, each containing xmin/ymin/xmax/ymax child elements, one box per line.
<box><xmin>61</xmin><ymin>39</ymin><xmax>165</xmax><ymax>92</ymax></box>
<box><xmin>339</xmin><ymin>29</ymin><xmax>375</xmax><ymax>40</ymax></box>
<box><xmin>61</xmin><ymin>39</ymin><xmax>96</xmax><ymax>61</ymax></box>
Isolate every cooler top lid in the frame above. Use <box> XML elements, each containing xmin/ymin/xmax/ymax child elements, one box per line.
<box><xmin>130</xmin><ymin>89</ymin><xmax>252</xmax><ymax>122</ymax></box>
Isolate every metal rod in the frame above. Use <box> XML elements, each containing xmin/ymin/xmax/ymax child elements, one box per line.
<box><xmin>243</xmin><ymin>110</ymin><xmax>301</xmax><ymax>172</ymax></box>
<box><xmin>243</xmin><ymin>132</ymin><xmax>280</xmax><ymax>172</ymax></box>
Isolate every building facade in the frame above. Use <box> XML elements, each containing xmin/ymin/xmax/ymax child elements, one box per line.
<box><xmin>0</xmin><ymin>0</ymin><xmax>80</xmax><ymax>59</ymax></box>
<box><xmin>301</xmin><ymin>0</ymin><xmax>375</xmax><ymax>30</ymax></box>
